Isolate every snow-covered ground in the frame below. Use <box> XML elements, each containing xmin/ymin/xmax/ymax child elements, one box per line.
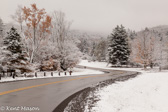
<box><xmin>79</xmin><ymin>60</ymin><xmax>163</xmax><ymax>73</ymax></box>
<box><xmin>0</xmin><ymin>67</ymin><xmax>103</xmax><ymax>83</ymax></box>
<box><xmin>79</xmin><ymin>60</ymin><xmax>168</xmax><ymax>112</ymax></box>
<box><xmin>90</xmin><ymin>71</ymin><xmax>168</xmax><ymax>112</ymax></box>
<box><xmin>79</xmin><ymin>60</ymin><xmax>143</xmax><ymax>72</ymax></box>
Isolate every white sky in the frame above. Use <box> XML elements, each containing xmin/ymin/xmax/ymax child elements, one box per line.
<box><xmin>1</xmin><ymin>0</ymin><xmax>168</xmax><ymax>34</ymax></box>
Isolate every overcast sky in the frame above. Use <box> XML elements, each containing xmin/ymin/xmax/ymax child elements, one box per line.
<box><xmin>1</xmin><ymin>0</ymin><xmax>168</xmax><ymax>34</ymax></box>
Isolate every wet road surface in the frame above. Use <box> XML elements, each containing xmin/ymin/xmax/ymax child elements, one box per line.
<box><xmin>0</xmin><ymin>66</ymin><xmax>137</xmax><ymax>112</ymax></box>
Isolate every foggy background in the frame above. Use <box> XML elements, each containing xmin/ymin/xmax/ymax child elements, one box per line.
<box><xmin>1</xmin><ymin>0</ymin><xmax>168</xmax><ymax>34</ymax></box>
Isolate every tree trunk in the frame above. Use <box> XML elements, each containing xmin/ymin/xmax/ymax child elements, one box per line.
<box><xmin>34</xmin><ymin>26</ymin><xmax>36</xmax><ymax>47</ymax></box>
<box><xmin>144</xmin><ymin>62</ymin><xmax>147</xmax><ymax>70</ymax></box>
<box><xmin>150</xmin><ymin>62</ymin><xmax>153</xmax><ymax>69</ymax></box>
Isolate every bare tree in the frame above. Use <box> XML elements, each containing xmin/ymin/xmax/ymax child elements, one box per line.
<box><xmin>51</xmin><ymin>11</ymin><xmax>71</xmax><ymax>49</ymax></box>
<box><xmin>133</xmin><ymin>28</ymin><xmax>157</xmax><ymax>69</ymax></box>
<box><xmin>11</xmin><ymin>5</ymin><xmax>24</xmax><ymax>32</ymax></box>
<box><xmin>51</xmin><ymin>11</ymin><xmax>79</xmax><ymax>71</ymax></box>
<box><xmin>94</xmin><ymin>38</ymin><xmax>107</xmax><ymax>61</ymax></box>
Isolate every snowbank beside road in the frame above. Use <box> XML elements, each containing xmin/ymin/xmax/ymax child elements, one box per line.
<box><xmin>0</xmin><ymin>68</ymin><xmax>103</xmax><ymax>83</ymax></box>
<box><xmin>90</xmin><ymin>71</ymin><xmax>168</xmax><ymax>112</ymax></box>
<box><xmin>79</xmin><ymin>60</ymin><xmax>143</xmax><ymax>72</ymax></box>
<box><xmin>79</xmin><ymin>60</ymin><xmax>109</xmax><ymax>68</ymax></box>
<box><xmin>79</xmin><ymin>60</ymin><xmax>168</xmax><ymax>112</ymax></box>
<box><xmin>79</xmin><ymin>60</ymin><xmax>163</xmax><ymax>73</ymax></box>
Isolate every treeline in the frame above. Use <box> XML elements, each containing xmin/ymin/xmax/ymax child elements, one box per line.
<box><xmin>71</xmin><ymin>30</ymin><xmax>108</xmax><ymax>61</ymax></box>
<box><xmin>108</xmin><ymin>25</ymin><xmax>168</xmax><ymax>70</ymax></box>
<box><xmin>0</xmin><ymin>3</ymin><xmax>168</xmax><ymax>74</ymax></box>
<box><xmin>0</xmin><ymin>4</ymin><xmax>108</xmax><ymax>73</ymax></box>
<box><xmin>77</xmin><ymin>24</ymin><xmax>168</xmax><ymax>70</ymax></box>
<box><xmin>0</xmin><ymin>4</ymin><xmax>81</xmax><ymax>73</ymax></box>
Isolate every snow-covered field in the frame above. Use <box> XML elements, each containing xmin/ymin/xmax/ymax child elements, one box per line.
<box><xmin>79</xmin><ymin>60</ymin><xmax>168</xmax><ymax>112</ymax></box>
<box><xmin>91</xmin><ymin>72</ymin><xmax>168</xmax><ymax>112</ymax></box>
<box><xmin>0</xmin><ymin>67</ymin><xmax>103</xmax><ymax>83</ymax></box>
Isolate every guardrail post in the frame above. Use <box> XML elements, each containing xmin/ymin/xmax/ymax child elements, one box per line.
<box><xmin>58</xmin><ymin>72</ymin><xmax>60</xmax><ymax>76</ymax></box>
<box><xmin>3</xmin><ymin>71</ymin><xmax>5</xmax><ymax>77</ymax></box>
<box><xmin>51</xmin><ymin>72</ymin><xmax>53</xmax><ymax>76</ymax></box>
<box><xmin>70</xmin><ymin>71</ymin><xmax>72</xmax><ymax>75</ymax></box>
<box><xmin>44</xmin><ymin>72</ymin><xmax>46</xmax><ymax>76</ymax></box>
<box><xmin>0</xmin><ymin>73</ymin><xmax>1</xmax><ymax>80</ymax></box>
<box><xmin>10</xmin><ymin>71</ymin><xmax>13</xmax><ymax>77</ymax></box>
<box><xmin>7</xmin><ymin>70</ymin><xmax>9</xmax><ymax>76</ymax></box>
<box><xmin>12</xmin><ymin>72</ymin><xmax>15</xmax><ymax>79</ymax></box>
<box><xmin>24</xmin><ymin>73</ymin><xmax>26</xmax><ymax>77</ymax></box>
<box><xmin>35</xmin><ymin>72</ymin><xmax>37</xmax><ymax>77</ymax></box>
<box><xmin>65</xmin><ymin>72</ymin><xmax>66</xmax><ymax>75</ymax></box>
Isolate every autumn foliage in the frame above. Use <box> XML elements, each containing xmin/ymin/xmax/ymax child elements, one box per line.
<box><xmin>23</xmin><ymin>4</ymin><xmax>52</xmax><ymax>39</ymax></box>
<box><xmin>133</xmin><ymin>30</ymin><xmax>156</xmax><ymax>69</ymax></box>
<box><xmin>22</xmin><ymin>4</ymin><xmax>52</xmax><ymax>63</ymax></box>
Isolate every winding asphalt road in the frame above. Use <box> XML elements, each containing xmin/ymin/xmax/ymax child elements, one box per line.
<box><xmin>0</xmin><ymin>66</ymin><xmax>137</xmax><ymax>112</ymax></box>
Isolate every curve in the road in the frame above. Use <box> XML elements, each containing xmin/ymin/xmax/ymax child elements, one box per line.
<box><xmin>0</xmin><ymin>74</ymin><xmax>112</xmax><ymax>96</ymax></box>
<box><xmin>0</xmin><ymin>66</ymin><xmax>138</xmax><ymax>112</ymax></box>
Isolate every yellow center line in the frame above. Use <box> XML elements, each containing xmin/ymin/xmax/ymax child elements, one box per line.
<box><xmin>0</xmin><ymin>74</ymin><xmax>109</xmax><ymax>96</ymax></box>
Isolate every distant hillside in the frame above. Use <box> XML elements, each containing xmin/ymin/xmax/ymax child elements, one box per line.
<box><xmin>69</xmin><ymin>30</ymin><xmax>107</xmax><ymax>40</ymax></box>
<box><xmin>150</xmin><ymin>25</ymin><xmax>168</xmax><ymax>35</ymax></box>
<box><xmin>134</xmin><ymin>25</ymin><xmax>168</xmax><ymax>41</ymax></box>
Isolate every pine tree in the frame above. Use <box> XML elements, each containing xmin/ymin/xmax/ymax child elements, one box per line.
<box><xmin>4</xmin><ymin>27</ymin><xmax>22</xmax><ymax>54</ymax></box>
<box><xmin>1</xmin><ymin>27</ymin><xmax>31</xmax><ymax>73</ymax></box>
<box><xmin>108</xmin><ymin>25</ymin><xmax>130</xmax><ymax>66</ymax></box>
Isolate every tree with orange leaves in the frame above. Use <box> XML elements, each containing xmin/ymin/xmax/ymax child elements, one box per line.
<box><xmin>22</xmin><ymin>4</ymin><xmax>52</xmax><ymax>63</ymax></box>
<box><xmin>133</xmin><ymin>28</ymin><xmax>157</xmax><ymax>69</ymax></box>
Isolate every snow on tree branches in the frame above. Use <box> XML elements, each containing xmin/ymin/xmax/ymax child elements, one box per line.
<box><xmin>22</xmin><ymin>3</ymin><xmax>52</xmax><ymax>63</ymax></box>
<box><xmin>1</xmin><ymin>27</ymin><xmax>32</xmax><ymax>73</ymax></box>
<box><xmin>108</xmin><ymin>25</ymin><xmax>130</xmax><ymax>66</ymax></box>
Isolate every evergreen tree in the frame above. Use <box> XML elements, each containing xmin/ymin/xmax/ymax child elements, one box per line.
<box><xmin>1</xmin><ymin>27</ymin><xmax>31</xmax><ymax>73</ymax></box>
<box><xmin>108</xmin><ymin>25</ymin><xmax>130</xmax><ymax>66</ymax></box>
<box><xmin>4</xmin><ymin>27</ymin><xmax>22</xmax><ymax>54</ymax></box>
